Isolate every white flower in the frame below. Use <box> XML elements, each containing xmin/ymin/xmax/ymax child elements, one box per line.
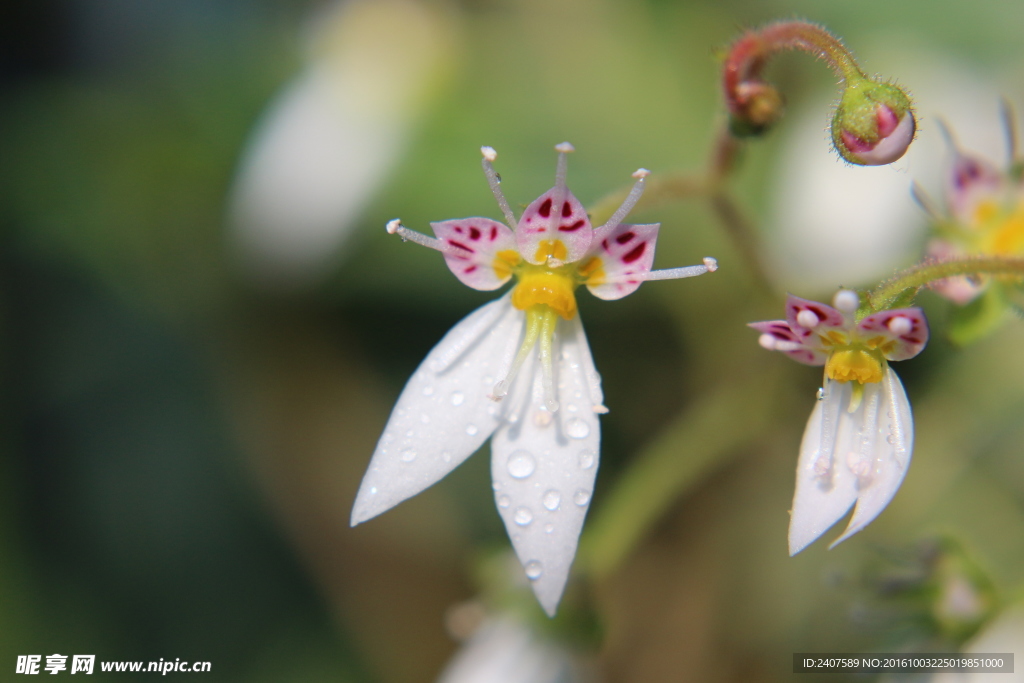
<box><xmin>351</xmin><ymin>143</ymin><xmax>717</xmax><ymax>615</ymax></box>
<box><xmin>750</xmin><ymin>289</ymin><xmax>929</xmax><ymax>555</ymax></box>
<box><xmin>227</xmin><ymin>0</ymin><xmax>453</xmax><ymax>287</ymax></box>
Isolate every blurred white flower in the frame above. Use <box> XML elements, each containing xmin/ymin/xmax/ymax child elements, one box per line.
<box><xmin>930</xmin><ymin>603</ymin><xmax>1024</xmax><ymax>683</ymax></box>
<box><xmin>437</xmin><ymin>615</ymin><xmax>585</xmax><ymax>683</ymax></box>
<box><xmin>227</xmin><ymin>0</ymin><xmax>454</xmax><ymax>287</ymax></box>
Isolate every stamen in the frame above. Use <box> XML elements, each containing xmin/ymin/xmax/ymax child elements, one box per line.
<box><xmin>536</xmin><ymin>308</ymin><xmax>559</xmax><ymax>413</ymax></box>
<box><xmin>480</xmin><ymin>146</ymin><xmax>518</xmax><ymax>229</ymax></box>
<box><xmin>633</xmin><ymin>257</ymin><xmax>718</xmax><ymax>283</ymax></box>
<box><xmin>554</xmin><ymin>142</ymin><xmax>575</xmax><ymax>189</ymax></box>
<box><xmin>599</xmin><ymin>168</ymin><xmax>649</xmax><ymax>234</ymax></box>
<box><xmin>832</xmin><ymin>289</ymin><xmax>859</xmax><ymax>314</ymax></box>
<box><xmin>492</xmin><ymin>314</ymin><xmax>541</xmax><ymax>401</ymax></box>
<box><xmin>910</xmin><ymin>182</ymin><xmax>944</xmax><ymax>223</ymax></box>
<box><xmin>1001</xmin><ymin>97</ymin><xmax>1019</xmax><ymax>164</ymax></box>
<box><xmin>758</xmin><ymin>334</ymin><xmax>804</xmax><ymax>352</ymax></box>
<box><xmin>385</xmin><ymin>219</ymin><xmax>464</xmax><ymax>256</ymax></box>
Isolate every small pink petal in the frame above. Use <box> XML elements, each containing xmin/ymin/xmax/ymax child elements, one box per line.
<box><xmin>584</xmin><ymin>222</ymin><xmax>659</xmax><ymax>301</ymax></box>
<box><xmin>516</xmin><ymin>187</ymin><xmax>593</xmax><ymax>264</ymax></box>
<box><xmin>785</xmin><ymin>295</ymin><xmax>847</xmax><ymax>346</ymax></box>
<box><xmin>431</xmin><ymin>218</ymin><xmax>517</xmax><ymax>290</ymax></box>
<box><xmin>857</xmin><ymin>308</ymin><xmax>929</xmax><ymax>361</ymax></box>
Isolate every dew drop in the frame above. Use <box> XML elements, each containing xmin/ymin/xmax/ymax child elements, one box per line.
<box><xmin>441</xmin><ymin>451</ymin><xmax>453</xmax><ymax>463</ymax></box>
<box><xmin>405</xmin><ymin>429</ymin><xmax>415</xmax><ymax>438</ymax></box>
<box><xmin>578</xmin><ymin>450</ymin><xmax>595</xmax><ymax>469</ymax></box>
<box><xmin>420</xmin><ymin>413</ymin><xmax>430</xmax><ymax>424</ymax></box>
<box><xmin>542</xmin><ymin>489</ymin><xmax>561</xmax><ymax>511</ymax></box>
<box><xmin>497</xmin><ymin>495</ymin><xmax>510</xmax><ymax>509</ymax></box>
<box><xmin>422</xmin><ymin>386</ymin><xmax>435</xmax><ymax>396</ymax></box>
<box><xmin>466</xmin><ymin>424</ymin><xmax>478</xmax><ymax>436</ymax></box>
<box><xmin>565</xmin><ymin>417</ymin><xmax>590</xmax><ymax>439</ymax></box>
<box><xmin>399</xmin><ymin>448</ymin><xmax>417</xmax><ymax>463</ymax></box>
<box><xmin>524</xmin><ymin>560</ymin><xmax>543</xmax><ymax>580</ymax></box>
<box><xmin>507</xmin><ymin>450</ymin><xmax>536</xmax><ymax>479</ymax></box>
<box><xmin>567</xmin><ymin>403</ymin><xmax>578</xmax><ymax>413</ymax></box>
<box><xmin>543</xmin><ymin>523</ymin><xmax>555</xmax><ymax>534</ymax></box>
<box><xmin>369</xmin><ymin>486</ymin><xmax>378</xmax><ymax>495</ymax></box>
<box><xmin>451</xmin><ymin>391</ymin><xmax>465</xmax><ymax>407</ymax></box>
<box><xmin>816</xmin><ymin>388</ymin><xmax>825</xmax><ymax>401</ymax></box>
<box><xmin>514</xmin><ymin>506</ymin><xmax>533</xmax><ymax>526</ymax></box>
<box><xmin>573</xmin><ymin>489</ymin><xmax>591</xmax><ymax>506</ymax></box>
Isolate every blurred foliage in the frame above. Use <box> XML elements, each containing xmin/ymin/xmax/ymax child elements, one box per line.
<box><xmin>2</xmin><ymin>0</ymin><xmax>1024</xmax><ymax>681</ymax></box>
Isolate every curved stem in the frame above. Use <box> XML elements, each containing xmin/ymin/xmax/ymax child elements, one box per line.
<box><xmin>867</xmin><ymin>257</ymin><xmax>1024</xmax><ymax>312</ymax></box>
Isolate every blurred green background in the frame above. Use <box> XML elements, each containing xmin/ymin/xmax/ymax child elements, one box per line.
<box><xmin>2</xmin><ymin>0</ymin><xmax>1023</xmax><ymax>680</ymax></box>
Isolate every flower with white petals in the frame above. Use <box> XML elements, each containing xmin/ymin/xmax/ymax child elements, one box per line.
<box><xmin>351</xmin><ymin>143</ymin><xmax>717</xmax><ymax>615</ymax></box>
<box><xmin>750</xmin><ymin>289</ymin><xmax>929</xmax><ymax>555</ymax></box>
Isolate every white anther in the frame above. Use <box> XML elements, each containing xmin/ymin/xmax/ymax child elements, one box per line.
<box><xmin>631</xmin><ymin>168</ymin><xmax>650</xmax><ymax>179</ymax></box>
<box><xmin>833</xmin><ymin>289</ymin><xmax>859</xmax><ymax>313</ymax></box>
<box><xmin>386</xmin><ymin>219</ymin><xmax>402</xmax><ymax>234</ymax></box>
<box><xmin>758</xmin><ymin>333</ymin><xmax>777</xmax><ymax>350</ymax></box>
<box><xmin>702</xmin><ymin>257</ymin><xmax>718</xmax><ymax>272</ymax></box>
<box><xmin>796</xmin><ymin>309</ymin><xmax>820</xmax><ymax>328</ymax></box>
<box><xmin>887</xmin><ymin>315</ymin><xmax>913</xmax><ymax>336</ymax></box>
<box><xmin>555</xmin><ymin>142</ymin><xmax>575</xmax><ymax>153</ymax></box>
<box><xmin>481</xmin><ymin>146</ymin><xmax>497</xmax><ymax>162</ymax></box>
<box><xmin>759</xmin><ymin>334</ymin><xmax>803</xmax><ymax>353</ymax></box>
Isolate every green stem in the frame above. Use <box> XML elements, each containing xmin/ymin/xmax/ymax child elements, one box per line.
<box><xmin>867</xmin><ymin>257</ymin><xmax>1024</xmax><ymax>312</ymax></box>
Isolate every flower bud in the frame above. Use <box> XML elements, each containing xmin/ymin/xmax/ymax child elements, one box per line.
<box><xmin>728</xmin><ymin>81</ymin><xmax>785</xmax><ymax>137</ymax></box>
<box><xmin>831</xmin><ymin>80</ymin><xmax>915</xmax><ymax>165</ymax></box>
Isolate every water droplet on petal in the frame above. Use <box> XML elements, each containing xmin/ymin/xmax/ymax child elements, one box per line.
<box><xmin>542</xmin><ymin>490</ymin><xmax>561</xmax><ymax>511</ymax></box>
<box><xmin>369</xmin><ymin>487</ymin><xmax>378</xmax><ymax>495</ymax></box>
<box><xmin>514</xmin><ymin>506</ymin><xmax>533</xmax><ymax>526</ymax></box>
<box><xmin>497</xmin><ymin>495</ymin><xmax>510</xmax><ymax>509</ymax></box>
<box><xmin>451</xmin><ymin>391</ymin><xmax>465</xmax><ymax>407</ymax></box>
<box><xmin>400</xmin><ymin>449</ymin><xmax>417</xmax><ymax>463</ymax></box>
<box><xmin>524</xmin><ymin>560</ymin><xmax>543</xmax><ymax>580</ymax></box>
<box><xmin>567</xmin><ymin>403</ymin><xmax>578</xmax><ymax>413</ymax></box>
<box><xmin>543</xmin><ymin>523</ymin><xmax>554</xmax><ymax>534</ymax></box>
<box><xmin>816</xmin><ymin>388</ymin><xmax>825</xmax><ymax>401</ymax></box>
<box><xmin>578</xmin><ymin>450</ymin><xmax>595</xmax><ymax>469</ymax></box>
<box><xmin>507</xmin><ymin>451</ymin><xmax>536</xmax><ymax>479</ymax></box>
<box><xmin>422</xmin><ymin>386</ymin><xmax>434</xmax><ymax>396</ymax></box>
<box><xmin>442</xmin><ymin>451</ymin><xmax>453</xmax><ymax>463</ymax></box>
<box><xmin>565</xmin><ymin>417</ymin><xmax>590</xmax><ymax>439</ymax></box>
<box><xmin>466</xmin><ymin>424</ymin><xmax>478</xmax><ymax>436</ymax></box>
<box><xmin>573</xmin><ymin>489</ymin><xmax>591</xmax><ymax>506</ymax></box>
<box><xmin>420</xmin><ymin>413</ymin><xmax>430</xmax><ymax>424</ymax></box>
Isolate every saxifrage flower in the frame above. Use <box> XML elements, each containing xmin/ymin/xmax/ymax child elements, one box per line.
<box><xmin>351</xmin><ymin>143</ymin><xmax>717</xmax><ymax>614</ymax></box>
<box><xmin>750</xmin><ymin>289</ymin><xmax>928</xmax><ymax>555</ymax></box>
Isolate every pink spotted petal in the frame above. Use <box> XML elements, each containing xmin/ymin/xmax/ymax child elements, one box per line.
<box><xmin>785</xmin><ymin>295</ymin><xmax>849</xmax><ymax>347</ymax></box>
<box><xmin>857</xmin><ymin>308</ymin><xmax>929</xmax><ymax>361</ymax></box>
<box><xmin>748</xmin><ymin>320</ymin><xmax>826</xmax><ymax>365</ymax></box>
<box><xmin>584</xmin><ymin>223</ymin><xmax>658</xmax><ymax>301</ymax></box>
<box><xmin>515</xmin><ymin>187</ymin><xmax>593</xmax><ymax>265</ymax></box>
<box><xmin>945</xmin><ymin>150</ymin><xmax>1002</xmax><ymax>223</ymax></box>
<box><xmin>431</xmin><ymin>218</ymin><xmax>517</xmax><ymax>290</ymax></box>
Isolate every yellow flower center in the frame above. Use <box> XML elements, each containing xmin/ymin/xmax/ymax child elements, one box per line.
<box><xmin>512</xmin><ymin>270</ymin><xmax>577</xmax><ymax>319</ymax></box>
<box><xmin>971</xmin><ymin>199</ymin><xmax>1024</xmax><ymax>256</ymax></box>
<box><xmin>825</xmin><ymin>347</ymin><xmax>885</xmax><ymax>384</ymax></box>
<box><xmin>533</xmin><ymin>239</ymin><xmax>568</xmax><ymax>263</ymax></box>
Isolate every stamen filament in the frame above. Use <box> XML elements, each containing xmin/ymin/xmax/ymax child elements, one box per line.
<box><xmin>537</xmin><ymin>307</ymin><xmax>559</xmax><ymax>413</ymax></box>
<box><xmin>631</xmin><ymin>257</ymin><xmax>718</xmax><ymax>283</ymax></box>
<box><xmin>492</xmin><ymin>309</ymin><xmax>543</xmax><ymax>400</ymax></box>
<box><xmin>385</xmin><ymin>219</ymin><xmax>463</xmax><ymax>256</ymax></box>
<box><xmin>599</xmin><ymin>169</ymin><xmax>649</xmax><ymax>234</ymax></box>
<box><xmin>480</xmin><ymin>147</ymin><xmax>518</xmax><ymax>229</ymax></box>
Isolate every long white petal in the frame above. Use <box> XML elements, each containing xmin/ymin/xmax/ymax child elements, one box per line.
<box><xmin>789</xmin><ymin>379</ymin><xmax>859</xmax><ymax>555</ymax></box>
<box><xmin>490</xmin><ymin>315</ymin><xmax>601</xmax><ymax>616</ymax></box>
<box><xmin>831</xmin><ymin>366</ymin><xmax>913</xmax><ymax>547</ymax></box>
<box><xmin>351</xmin><ymin>294</ymin><xmax>524</xmax><ymax>525</ymax></box>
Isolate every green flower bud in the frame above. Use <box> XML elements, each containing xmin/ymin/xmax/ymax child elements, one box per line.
<box><xmin>831</xmin><ymin>79</ymin><xmax>915</xmax><ymax>165</ymax></box>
